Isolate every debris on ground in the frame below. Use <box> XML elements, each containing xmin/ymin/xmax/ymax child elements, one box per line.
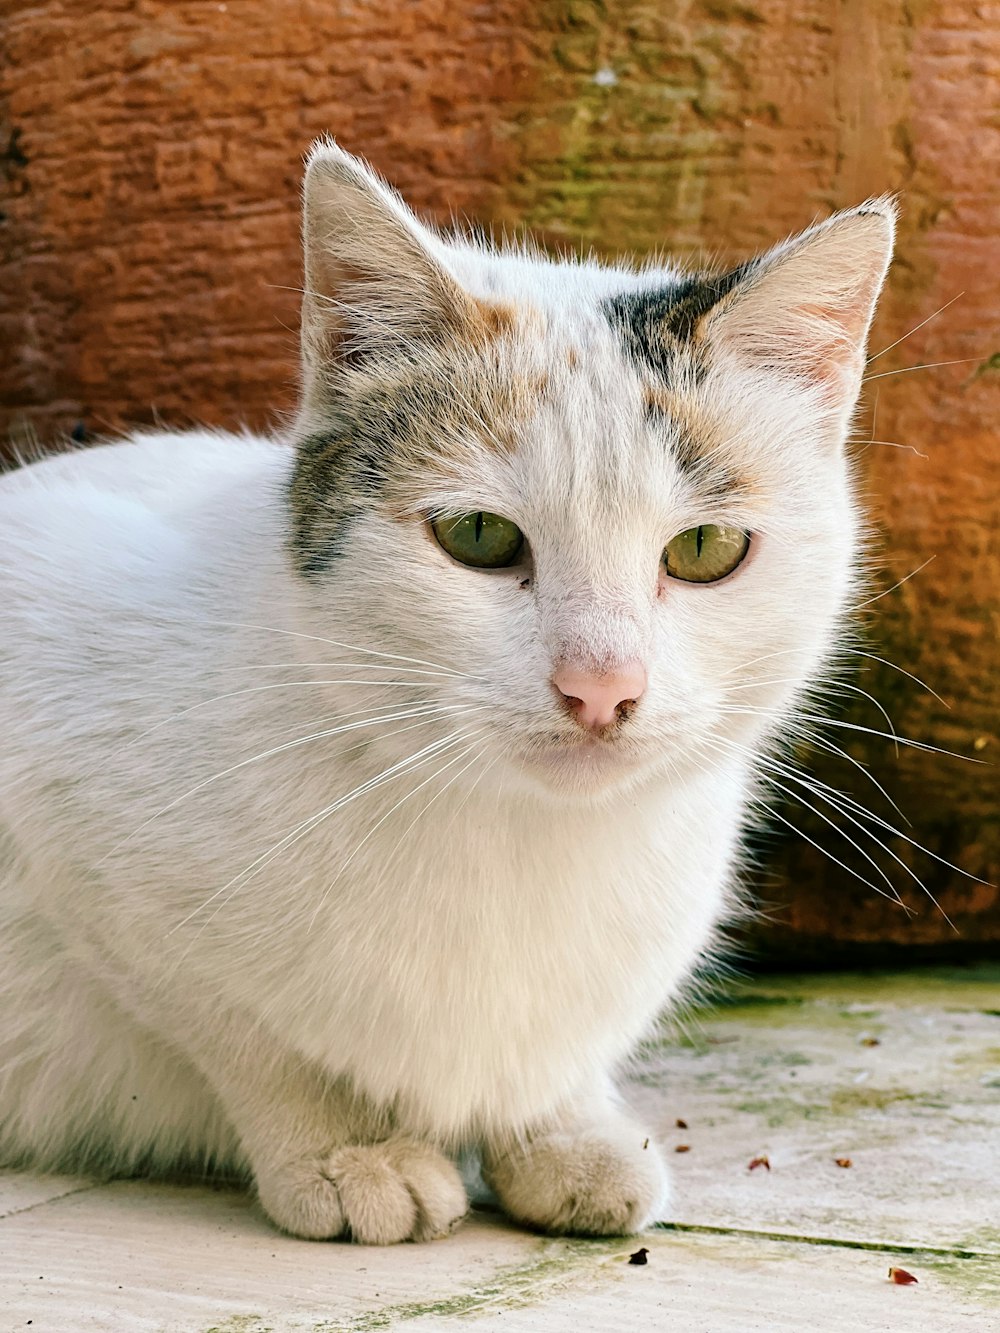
<box><xmin>628</xmin><ymin>1248</ymin><xmax>649</xmax><ymax>1266</ymax></box>
<box><xmin>748</xmin><ymin>1155</ymin><xmax>771</xmax><ymax>1171</ymax></box>
<box><xmin>888</xmin><ymin>1267</ymin><xmax>919</xmax><ymax>1285</ymax></box>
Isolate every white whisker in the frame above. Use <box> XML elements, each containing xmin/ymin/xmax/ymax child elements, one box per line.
<box><xmin>852</xmin><ymin>437</ymin><xmax>928</xmax><ymax>459</ymax></box>
<box><xmin>204</xmin><ymin>661</ymin><xmax>464</xmax><ymax>679</ymax></box>
<box><xmin>718</xmin><ymin>679</ymin><xmax>909</xmax><ymax>819</ymax></box>
<box><xmin>721</xmin><ymin>642</ymin><xmax>950</xmax><ymax>710</ymax></box>
<box><xmin>722</xmin><ymin>704</ymin><xmax>979</xmax><ymax>764</ymax></box>
<box><xmin>800</xmin><ymin>732</ymin><xmax>908</xmax><ymax>824</ymax></box>
<box><xmin>77</xmin><ymin>678</ymin><xmax>475</xmax><ymax>799</ymax></box>
<box><xmin>862</xmin><ymin>356</ymin><xmax>983</xmax><ymax>383</ymax></box>
<box><xmin>846</xmin><ymin>650</ymin><xmax>951</xmax><ymax>710</ymax></box>
<box><xmin>197</xmin><ymin>620</ymin><xmax>483</xmax><ymax>681</ymax></box>
<box><xmin>787</xmin><ymin>711</ymin><xmax>980</xmax><ymax>765</ymax></box>
<box><xmin>169</xmin><ymin>728</ymin><xmax>478</xmax><ymax>936</ymax></box>
<box><xmin>721</xmin><ymin>737</ymin><xmax>924</xmax><ymax>902</ymax></box>
<box><xmin>103</xmin><ymin>702</ymin><xmax>484</xmax><ymax>869</ymax></box>
<box><xmin>723</xmin><ymin>674</ymin><xmax>900</xmax><ymax>754</ymax></box>
<box><xmin>865</xmin><ymin>292</ymin><xmax>964</xmax><ymax>365</ymax></box>
<box><xmin>704</xmin><ymin>736</ymin><xmax>906</xmax><ymax>908</ymax></box>
<box><xmin>752</xmin><ymin>797</ymin><xmax>914</xmax><ymax>911</ymax></box>
<box><xmin>853</xmin><ymin>556</ymin><xmax>936</xmax><ymax>610</ymax></box>
<box><xmin>306</xmin><ymin>733</ymin><xmax>486</xmax><ymax>932</ymax></box>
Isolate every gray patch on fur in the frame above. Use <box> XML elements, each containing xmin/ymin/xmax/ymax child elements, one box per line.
<box><xmin>603</xmin><ymin>267</ymin><xmax>758</xmax><ymax>489</ymax></box>
<box><xmin>289</xmin><ymin>351</ymin><xmax>513</xmax><ymax>577</ymax></box>
<box><xmin>602</xmin><ymin>264</ymin><xmax>755</xmax><ymax>382</ymax></box>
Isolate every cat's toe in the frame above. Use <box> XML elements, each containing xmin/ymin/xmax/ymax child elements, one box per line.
<box><xmin>486</xmin><ymin>1128</ymin><xmax>668</xmax><ymax>1237</ymax></box>
<box><xmin>256</xmin><ymin>1139</ymin><xmax>467</xmax><ymax>1244</ymax></box>
<box><xmin>255</xmin><ymin>1154</ymin><xmax>349</xmax><ymax>1240</ymax></box>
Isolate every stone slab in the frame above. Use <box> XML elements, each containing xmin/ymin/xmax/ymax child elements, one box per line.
<box><xmin>0</xmin><ymin>968</ymin><xmax>995</xmax><ymax>1332</ymax></box>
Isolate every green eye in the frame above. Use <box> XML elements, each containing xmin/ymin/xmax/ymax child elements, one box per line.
<box><xmin>432</xmin><ymin>511</ymin><xmax>524</xmax><ymax>569</ymax></box>
<box><xmin>663</xmin><ymin>524</ymin><xmax>750</xmax><ymax>583</ymax></box>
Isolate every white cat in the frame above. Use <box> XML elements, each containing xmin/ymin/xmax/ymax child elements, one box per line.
<box><xmin>0</xmin><ymin>141</ymin><xmax>893</xmax><ymax>1243</ymax></box>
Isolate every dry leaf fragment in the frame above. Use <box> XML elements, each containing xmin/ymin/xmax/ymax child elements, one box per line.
<box><xmin>835</xmin><ymin>1157</ymin><xmax>853</xmax><ymax>1168</ymax></box>
<box><xmin>628</xmin><ymin>1247</ymin><xmax>649</xmax><ymax>1266</ymax></box>
<box><xmin>675</xmin><ymin>1118</ymin><xmax>689</xmax><ymax>1129</ymax></box>
<box><xmin>860</xmin><ymin>1036</ymin><xmax>881</xmax><ymax>1047</ymax></box>
<box><xmin>748</xmin><ymin>1155</ymin><xmax>771</xmax><ymax>1171</ymax></box>
<box><xmin>888</xmin><ymin>1267</ymin><xmax>918</xmax><ymax>1285</ymax></box>
<box><xmin>642</xmin><ymin>1138</ymin><xmax>649</xmax><ymax>1150</ymax></box>
<box><xmin>675</xmin><ymin>1144</ymin><xmax>691</xmax><ymax>1153</ymax></box>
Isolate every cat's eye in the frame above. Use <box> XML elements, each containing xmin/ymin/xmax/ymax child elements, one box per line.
<box><xmin>432</xmin><ymin>511</ymin><xmax>524</xmax><ymax>569</ymax></box>
<box><xmin>663</xmin><ymin>524</ymin><xmax>750</xmax><ymax>583</ymax></box>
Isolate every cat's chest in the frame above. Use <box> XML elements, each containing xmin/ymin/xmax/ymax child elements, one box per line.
<box><xmin>268</xmin><ymin>787</ymin><xmax>735</xmax><ymax>1135</ymax></box>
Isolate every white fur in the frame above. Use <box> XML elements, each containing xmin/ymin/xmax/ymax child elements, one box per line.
<box><xmin>0</xmin><ymin>144</ymin><xmax>893</xmax><ymax>1241</ymax></box>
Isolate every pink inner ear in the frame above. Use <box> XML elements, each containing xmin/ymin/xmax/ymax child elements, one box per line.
<box><xmin>712</xmin><ymin>284</ymin><xmax>879</xmax><ymax>408</ymax></box>
<box><xmin>787</xmin><ymin>299</ymin><xmax>872</xmax><ymax>397</ymax></box>
<box><xmin>703</xmin><ymin>209</ymin><xmax>893</xmax><ymax>410</ymax></box>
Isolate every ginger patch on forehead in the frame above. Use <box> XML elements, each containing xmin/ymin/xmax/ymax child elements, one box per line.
<box><xmin>643</xmin><ymin>381</ymin><xmax>757</xmax><ymax>502</ymax></box>
<box><xmin>467</xmin><ymin>296</ymin><xmax>519</xmax><ymax>344</ymax></box>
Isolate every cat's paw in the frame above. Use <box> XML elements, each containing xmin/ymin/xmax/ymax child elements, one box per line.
<box><xmin>255</xmin><ymin>1138</ymin><xmax>468</xmax><ymax>1243</ymax></box>
<box><xmin>485</xmin><ymin>1126</ymin><xmax>668</xmax><ymax>1237</ymax></box>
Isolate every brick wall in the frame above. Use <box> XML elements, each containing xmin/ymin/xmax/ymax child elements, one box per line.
<box><xmin>2</xmin><ymin>0</ymin><xmax>997</xmax><ymax>957</ymax></box>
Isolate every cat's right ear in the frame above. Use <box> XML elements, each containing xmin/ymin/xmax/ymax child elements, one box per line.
<box><xmin>699</xmin><ymin>200</ymin><xmax>896</xmax><ymax>424</ymax></box>
<box><xmin>300</xmin><ymin>139</ymin><xmax>484</xmax><ymax>377</ymax></box>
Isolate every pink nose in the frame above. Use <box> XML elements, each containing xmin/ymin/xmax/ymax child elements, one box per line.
<box><xmin>552</xmin><ymin>662</ymin><xmax>647</xmax><ymax>731</ymax></box>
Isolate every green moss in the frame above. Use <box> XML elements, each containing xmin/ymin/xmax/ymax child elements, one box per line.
<box><xmin>925</xmin><ymin>1254</ymin><xmax>1000</xmax><ymax>1305</ymax></box>
<box><xmin>951</xmin><ymin>1045</ymin><xmax>1000</xmax><ymax>1072</ymax></box>
<box><xmin>711</xmin><ymin>990</ymin><xmax>806</xmax><ymax>1010</ymax></box>
<box><xmin>700</xmin><ymin>1</ymin><xmax>765</xmax><ymax>22</ymax></box>
<box><xmin>310</xmin><ymin>1236</ymin><xmax>631</xmax><ymax>1331</ymax></box>
<box><xmin>826</xmin><ymin>1086</ymin><xmax>923</xmax><ymax>1115</ymax></box>
<box><xmin>734</xmin><ymin>1096</ymin><xmax>802</xmax><ymax>1124</ymax></box>
<box><xmin>971</xmin><ymin>351</ymin><xmax>1000</xmax><ymax>379</ymax></box>
<box><xmin>658</xmin><ymin>1221</ymin><xmax>998</xmax><ymax>1262</ymax></box>
<box><xmin>204</xmin><ymin>1318</ymin><xmax>273</xmax><ymax>1333</ymax></box>
<box><xmin>710</xmin><ymin>966</ymin><xmax>1000</xmax><ymax>1014</ymax></box>
<box><xmin>733</xmin><ymin>1083</ymin><xmax>951</xmax><ymax>1127</ymax></box>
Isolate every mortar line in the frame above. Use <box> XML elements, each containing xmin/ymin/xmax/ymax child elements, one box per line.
<box><xmin>655</xmin><ymin>1220</ymin><xmax>997</xmax><ymax>1260</ymax></box>
<box><xmin>0</xmin><ymin>1183</ymin><xmax>104</xmax><ymax>1222</ymax></box>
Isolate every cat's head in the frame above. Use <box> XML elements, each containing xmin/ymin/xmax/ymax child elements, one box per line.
<box><xmin>288</xmin><ymin>140</ymin><xmax>894</xmax><ymax>800</ymax></box>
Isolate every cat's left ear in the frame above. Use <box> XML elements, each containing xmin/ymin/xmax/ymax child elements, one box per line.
<box><xmin>702</xmin><ymin>199</ymin><xmax>896</xmax><ymax>417</ymax></box>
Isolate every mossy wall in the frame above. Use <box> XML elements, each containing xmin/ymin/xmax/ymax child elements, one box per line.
<box><xmin>1</xmin><ymin>0</ymin><xmax>996</xmax><ymax>956</ymax></box>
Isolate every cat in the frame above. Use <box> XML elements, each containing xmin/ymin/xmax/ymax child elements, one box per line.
<box><xmin>0</xmin><ymin>139</ymin><xmax>893</xmax><ymax>1244</ymax></box>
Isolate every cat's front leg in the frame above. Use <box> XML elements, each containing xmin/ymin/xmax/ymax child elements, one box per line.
<box><xmin>197</xmin><ymin>1039</ymin><xmax>467</xmax><ymax>1244</ymax></box>
<box><xmin>481</xmin><ymin>1089</ymin><xmax>668</xmax><ymax>1237</ymax></box>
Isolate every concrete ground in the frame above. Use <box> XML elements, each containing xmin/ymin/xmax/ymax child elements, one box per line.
<box><xmin>1</xmin><ymin>967</ymin><xmax>997</xmax><ymax>1332</ymax></box>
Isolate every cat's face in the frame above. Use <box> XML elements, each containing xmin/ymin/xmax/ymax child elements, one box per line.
<box><xmin>290</xmin><ymin>143</ymin><xmax>893</xmax><ymax>800</ymax></box>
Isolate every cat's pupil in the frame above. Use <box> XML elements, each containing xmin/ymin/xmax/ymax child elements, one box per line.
<box><xmin>475</xmin><ymin>512</ymin><xmax>484</xmax><ymax>542</ymax></box>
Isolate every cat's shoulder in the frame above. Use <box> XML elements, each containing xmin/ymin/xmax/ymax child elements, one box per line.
<box><xmin>0</xmin><ymin>429</ymin><xmax>290</xmax><ymax>505</ymax></box>
<box><xmin>0</xmin><ymin>430</ymin><xmax>293</xmax><ymax>629</ymax></box>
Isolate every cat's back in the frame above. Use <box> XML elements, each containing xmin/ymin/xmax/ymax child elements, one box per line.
<box><xmin>0</xmin><ymin>429</ymin><xmax>289</xmax><ymax>517</ymax></box>
<box><xmin>0</xmin><ymin>428</ymin><xmax>291</xmax><ymax>579</ymax></box>
<box><xmin>0</xmin><ymin>430</ymin><xmax>294</xmax><ymax>717</ymax></box>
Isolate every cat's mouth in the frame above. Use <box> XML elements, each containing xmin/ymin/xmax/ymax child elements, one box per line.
<box><xmin>517</xmin><ymin>730</ymin><xmax>651</xmax><ymax>794</ymax></box>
